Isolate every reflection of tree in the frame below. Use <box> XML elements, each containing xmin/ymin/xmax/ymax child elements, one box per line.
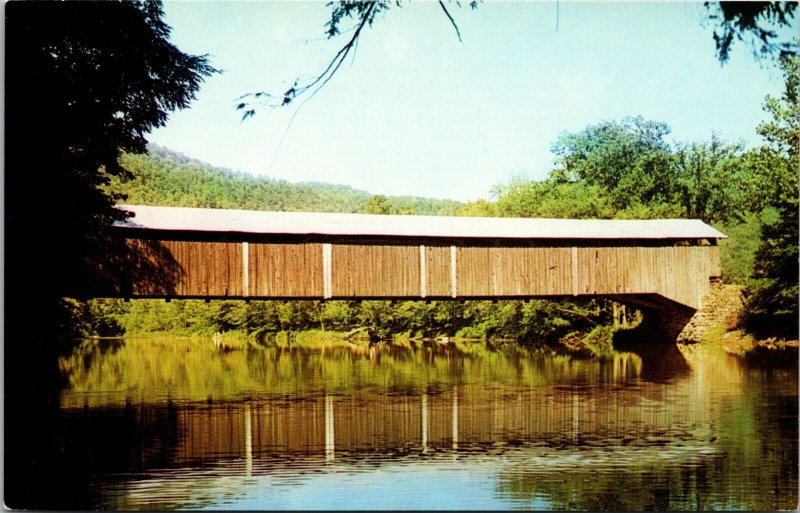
<box><xmin>60</xmin><ymin>340</ymin><xmax>643</xmax><ymax>407</ymax></box>
<box><xmin>616</xmin><ymin>342</ymin><xmax>691</xmax><ymax>383</ymax></box>
<box><xmin>496</xmin><ymin>458</ymin><xmax>711</xmax><ymax>510</ymax></box>
<box><xmin>496</xmin><ymin>349</ymin><xmax>798</xmax><ymax>511</ymax></box>
<box><xmin>12</xmin><ymin>405</ymin><xmax>182</xmax><ymax>510</ymax></box>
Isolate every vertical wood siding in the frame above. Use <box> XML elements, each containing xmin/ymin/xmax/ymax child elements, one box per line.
<box><xmin>249</xmin><ymin>243</ymin><xmax>323</xmax><ymax>297</ymax></box>
<box><xmin>120</xmin><ymin>238</ymin><xmax>720</xmax><ymax>309</ymax></box>
<box><xmin>168</xmin><ymin>380</ymin><xmax>707</xmax><ymax>462</ymax></box>
<box><xmin>576</xmin><ymin>246</ymin><xmax>720</xmax><ymax>309</ymax></box>
<box><xmin>455</xmin><ymin>247</ymin><xmax>573</xmax><ymax>296</ymax></box>
<box><xmin>424</xmin><ymin>246</ymin><xmax>452</xmax><ymax>297</ymax></box>
<box><xmin>151</xmin><ymin>240</ymin><xmax>243</xmax><ymax>297</ymax></box>
<box><xmin>331</xmin><ymin>244</ymin><xmax>420</xmax><ymax>297</ymax></box>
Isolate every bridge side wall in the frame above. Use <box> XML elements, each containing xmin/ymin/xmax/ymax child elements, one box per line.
<box><xmin>576</xmin><ymin>246</ymin><xmax>720</xmax><ymax>309</ymax></box>
<box><xmin>456</xmin><ymin>247</ymin><xmax>574</xmax><ymax>296</ymax></box>
<box><xmin>331</xmin><ymin>245</ymin><xmax>420</xmax><ymax>297</ymax></box>
<box><xmin>142</xmin><ymin>240</ymin><xmax>244</xmax><ymax>297</ymax></box>
<box><xmin>117</xmin><ymin>238</ymin><xmax>720</xmax><ymax>310</ymax></box>
<box><xmin>248</xmin><ymin>242</ymin><xmax>323</xmax><ymax>297</ymax></box>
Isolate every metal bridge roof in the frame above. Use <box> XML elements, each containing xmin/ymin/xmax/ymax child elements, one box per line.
<box><xmin>114</xmin><ymin>205</ymin><xmax>727</xmax><ymax>240</ymax></box>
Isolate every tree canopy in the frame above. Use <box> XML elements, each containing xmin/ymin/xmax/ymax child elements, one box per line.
<box><xmin>6</xmin><ymin>0</ymin><xmax>216</xmax><ymax>302</ymax></box>
<box><xmin>484</xmin><ymin>116</ymin><xmax>751</xmax><ymax>226</ymax></box>
<box><xmin>706</xmin><ymin>1</ymin><xmax>798</xmax><ymax>63</ymax></box>
<box><xmin>109</xmin><ymin>145</ymin><xmax>461</xmax><ymax>215</ymax></box>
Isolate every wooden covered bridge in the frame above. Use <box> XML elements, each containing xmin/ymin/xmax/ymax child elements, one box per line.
<box><xmin>102</xmin><ymin>205</ymin><xmax>724</xmax><ymax>314</ymax></box>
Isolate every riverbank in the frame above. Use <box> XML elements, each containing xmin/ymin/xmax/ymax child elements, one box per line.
<box><xmin>675</xmin><ymin>283</ymin><xmax>798</xmax><ymax>360</ymax></box>
<box><xmin>689</xmin><ymin>326</ymin><xmax>799</xmax><ymax>356</ymax></box>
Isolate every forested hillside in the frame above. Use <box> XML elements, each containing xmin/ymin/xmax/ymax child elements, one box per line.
<box><xmin>110</xmin><ymin>144</ymin><xmax>462</xmax><ymax>215</ymax></box>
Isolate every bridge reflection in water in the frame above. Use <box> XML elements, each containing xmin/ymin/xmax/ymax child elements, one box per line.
<box><xmin>56</xmin><ymin>340</ymin><xmax>797</xmax><ymax>510</ymax></box>
<box><xmin>170</xmin><ymin>387</ymin><xmax>709</xmax><ymax>467</ymax></box>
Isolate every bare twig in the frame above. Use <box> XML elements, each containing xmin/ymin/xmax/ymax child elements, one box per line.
<box><xmin>438</xmin><ymin>1</ymin><xmax>462</xmax><ymax>43</ymax></box>
<box><xmin>238</xmin><ymin>0</ymin><xmax>476</xmax><ymax>119</ymax></box>
<box><xmin>236</xmin><ymin>2</ymin><xmax>377</xmax><ymax>120</ymax></box>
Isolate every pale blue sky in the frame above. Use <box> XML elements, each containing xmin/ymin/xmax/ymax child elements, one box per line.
<box><xmin>149</xmin><ymin>1</ymin><xmax>795</xmax><ymax>202</ymax></box>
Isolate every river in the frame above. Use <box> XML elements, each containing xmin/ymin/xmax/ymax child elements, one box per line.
<box><xmin>47</xmin><ymin>336</ymin><xmax>798</xmax><ymax>510</ymax></box>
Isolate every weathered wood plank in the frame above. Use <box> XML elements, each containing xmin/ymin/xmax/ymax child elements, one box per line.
<box><xmin>117</xmin><ymin>238</ymin><xmax>719</xmax><ymax>308</ymax></box>
<box><xmin>331</xmin><ymin>244</ymin><xmax>420</xmax><ymax>297</ymax></box>
<box><xmin>249</xmin><ymin>243</ymin><xmax>323</xmax><ymax>297</ymax></box>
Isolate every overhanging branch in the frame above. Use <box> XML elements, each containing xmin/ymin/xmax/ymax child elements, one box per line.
<box><xmin>238</xmin><ymin>1</ymin><xmax>477</xmax><ymax>119</ymax></box>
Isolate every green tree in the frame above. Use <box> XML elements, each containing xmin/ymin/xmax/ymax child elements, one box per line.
<box><xmin>743</xmin><ymin>54</ymin><xmax>799</xmax><ymax>338</ymax></box>
<box><xmin>550</xmin><ymin>116</ymin><xmax>677</xmax><ymax>211</ymax></box>
<box><xmin>6</xmin><ymin>0</ymin><xmax>215</xmax><ymax>324</ymax></box>
<box><xmin>705</xmin><ymin>2</ymin><xmax>798</xmax><ymax>64</ymax></box>
<box><xmin>489</xmin><ymin>179</ymin><xmax>615</xmax><ymax>219</ymax></box>
<box><xmin>673</xmin><ymin>136</ymin><xmax>751</xmax><ymax>224</ymax></box>
<box><xmin>111</xmin><ymin>146</ymin><xmax>462</xmax><ymax>215</ymax></box>
<box><xmin>362</xmin><ymin>194</ymin><xmax>394</xmax><ymax>214</ymax></box>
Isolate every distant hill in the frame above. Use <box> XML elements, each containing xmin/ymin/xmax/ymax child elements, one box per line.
<box><xmin>109</xmin><ymin>144</ymin><xmax>462</xmax><ymax>215</ymax></box>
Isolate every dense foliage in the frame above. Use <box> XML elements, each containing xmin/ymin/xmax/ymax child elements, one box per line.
<box><xmin>469</xmin><ymin>116</ymin><xmax>753</xmax><ymax>226</ymax></box>
<box><xmin>742</xmin><ymin>55</ymin><xmax>799</xmax><ymax>338</ymax></box>
<box><xmin>83</xmin><ymin>297</ymin><xmax>608</xmax><ymax>347</ymax></box>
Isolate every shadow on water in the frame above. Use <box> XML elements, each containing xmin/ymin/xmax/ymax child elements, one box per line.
<box><xmin>4</xmin><ymin>234</ymin><xmax>184</xmax><ymax>509</ymax></box>
<box><xmin>742</xmin><ymin>345</ymin><xmax>800</xmax><ymax>369</ymax></box>
<box><xmin>613</xmin><ymin>341</ymin><xmax>692</xmax><ymax>382</ymax></box>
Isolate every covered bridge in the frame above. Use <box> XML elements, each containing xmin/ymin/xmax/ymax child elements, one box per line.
<box><xmin>104</xmin><ymin>205</ymin><xmax>725</xmax><ymax>311</ymax></box>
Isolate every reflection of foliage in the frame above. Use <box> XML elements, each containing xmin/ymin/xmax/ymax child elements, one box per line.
<box><xmin>58</xmin><ymin>340</ymin><xmax>797</xmax><ymax>511</ymax></box>
<box><xmin>495</xmin><ymin>347</ymin><xmax>798</xmax><ymax>511</ymax></box>
<box><xmin>59</xmin><ymin>337</ymin><xmax>642</xmax><ymax>407</ymax></box>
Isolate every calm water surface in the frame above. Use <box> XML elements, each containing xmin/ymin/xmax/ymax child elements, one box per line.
<box><xmin>55</xmin><ymin>337</ymin><xmax>797</xmax><ymax>510</ymax></box>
